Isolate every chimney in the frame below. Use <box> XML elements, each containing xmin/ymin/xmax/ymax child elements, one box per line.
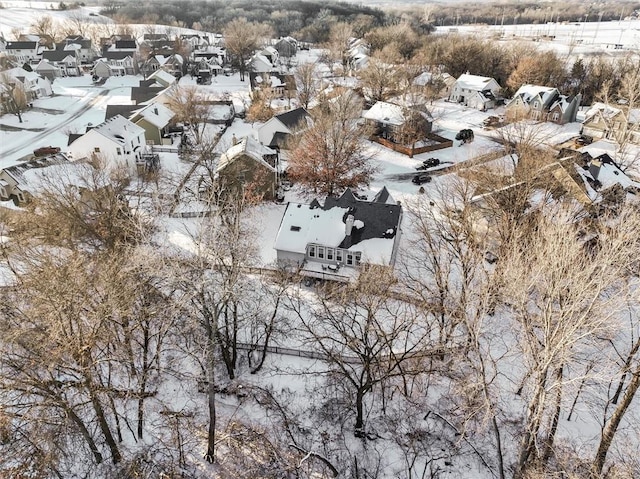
<box><xmin>345</xmin><ymin>214</ymin><xmax>355</xmax><ymax>236</ymax></box>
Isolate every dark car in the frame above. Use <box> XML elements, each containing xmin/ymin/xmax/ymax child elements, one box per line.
<box><xmin>422</xmin><ymin>157</ymin><xmax>440</xmax><ymax>168</ymax></box>
<box><xmin>455</xmin><ymin>129</ymin><xmax>474</xmax><ymax>144</ymax></box>
<box><xmin>412</xmin><ymin>174</ymin><xmax>432</xmax><ymax>185</ymax></box>
<box><xmin>33</xmin><ymin>146</ymin><xmax>61</xmax><ymax>156</ymax></box>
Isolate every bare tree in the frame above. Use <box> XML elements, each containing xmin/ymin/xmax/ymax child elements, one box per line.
<box><xmin>295</xmin><ymin>62</ymin><xmax>321</xmax><ymax>110</ymax></box>
<box><xmin>167</xmin><ymin>86</ymin><xmax>211</xmax><ymax>144</ymax></box>
<box><xmin>288</xmin><ymin>268</ymin><xmax>432</xmax><ymax>437</ymax></box>
<box><xmin>224</xmin><ymin>18</ymin><xmax>271</xmax><ymax>81</ymax></box>
<box><xmin>286</xmin><ymin>91</ymin><xmax>375</xmax><ymax>197</ymax></box>
<box><xmin>0</xmin><ymin>73</ymin><xmax>28</xmax><ymax>123</ymax></box>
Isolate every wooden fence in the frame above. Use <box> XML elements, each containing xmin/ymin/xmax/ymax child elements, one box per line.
<box><xmin>371</xmin><ymin>132</ymin><xmax>453</xmax><ymax>158</ymax></box>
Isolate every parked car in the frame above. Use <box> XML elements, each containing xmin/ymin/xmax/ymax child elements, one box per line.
<box><xmin>422</xmin><ymin>157</ymin><xmax>440</xmax><ymax>168</ymax></box>
<box><xmin>33</xmin><ymin>146</ymin><xmax>61</xmax><ymax>156</ymax></box>
<box><xmin>575</xmin><ymin>135</ymin><xmax>593</xmax><ymax>146</ymax></box>
<box><xmin>455</xmin><ymin>129</ymin><xmax>474</xmax><ymax>144</ymax></box>
<box><xmin>412</xmin><ymin>174</ymin><xmax>432</xmax><ymax>185</ymax></box>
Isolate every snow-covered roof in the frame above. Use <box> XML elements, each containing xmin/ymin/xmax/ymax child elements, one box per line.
<box><xmin>91</xmin><ymin>115</ymin><xmax>145</xmax><ymax>144</ymax></box>
<box><xmin>583</xmin><ymin>102</ymin><xmax>640</xmax><ymax>124</ymax></box>
<box><xmin>133</xmin><ymin>102</ymin><xmax>174</xmax><ymax>128</ymax></box>
<box><xmin>147</xmin><ymin>69</ymin><xmax>177</xmax><ymax>86</ymax></box>
<box><xmin>4</xmin><ymin>67</ymin><xmax>41</xmax><ymax>83</ymax></box>
<box><xmin>363</xmin><ymin>101</ymin><xmax>405</xmax><ymax>126</ymax></box>
<box><xmin>217</xmin><ymin>136</ymin><xmax>276</xmax><ymax>173</ymax></box>
<box><xmin>512</xmin><ymin>84</ymin><xmax>558</xmax><ymax>105</ymax></box>
<box><xmin>455</xmin><ymin>73</ymin><xmax>498</xmax><ymax>91</ymax></box>
<box><xmin>274</xmin><ymin>188</ymin><xmax>402</xmax><ymax>266</ymax></box>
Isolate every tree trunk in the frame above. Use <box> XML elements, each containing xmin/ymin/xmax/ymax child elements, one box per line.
<box><xmin>88</xmin><ymin>385</ymin><xmax>121</xmax><ymax>464</ymax></box>
<box><xmin>62</xmin><ymin>402</ymin><xmax>104</xmax><ymax>464</ymax></box>
<box><xmin>355</xmin><ymin>387</ymin><xmax>366</xmax><ymax>436</ymax></box>
<box><xmin>204</xmin><ymin>358</ymin><xmax>217</xmax><ymax>463</ymax></box>
<box><xmin>542</xmin><ymin>365</ymin><xmax>563</xmax><ymax>464</ymax></box>
<box><xmin>592</xmin><ymin>367</ymin><xmax>640</xmax><ymax>477</ymax></box>
<box><xmin>515</xmin><ymin>373</ymin><xmax>548</xmax><ymax>479</ymax></box>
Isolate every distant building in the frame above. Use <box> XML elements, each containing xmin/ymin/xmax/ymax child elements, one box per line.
<box><xmin>258</xmin><ymin>108</ymin><xmax>311</xmax><ymax>149</ymax></box>
<box><xmin>505</xmin><ymin>84</ymin><xmax>581</xmax><ymax>124</ymax></box>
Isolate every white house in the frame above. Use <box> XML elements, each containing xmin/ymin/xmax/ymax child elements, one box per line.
<box><xmin>5</xmin><ymin>41</ymin><xmax>40</xmax><ymax>64</ymax></box>
<box><xmin>0</xmin><ymin>153</ymin><xmax>71</xmax><ymax>204</ymax></box>
<box><xmin>258</xmin><ymin>108</ymin><xmax>311</xmax><ymax>148</ymax></box>
<box><xmin>449</xmin><ymin>73</ymin><xmax>501</xmax><ymax>111</ymax></box>
<box><xmin>2</xmin><ymin>67</ymin><xmax>52</xmax><ymax>100</ymax></box>
<box><xmin>67</xmin><ymin>115</ymin><xmax>147</xmax><ymax>174</ymax></box>
<box><xmin>274</xmin><ymin>187</ymin><xmax>403</xmax><ymax>282</ymax></box>
<box><xmin>249</xmin><ymin>53</ymin><xmax>275</xmax><ymax>73</ymax></box>
<box><xmin>505</xmin><ymin>84</ymin><xmax>581</xmax><ymax>124</ymax></box>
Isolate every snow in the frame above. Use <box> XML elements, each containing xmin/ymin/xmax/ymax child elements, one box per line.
<box><xmin>274</xmin><ymin>203</ymin><xmax>350</xmax><ymax>254</ymax></box>
<box><xmin>454</xmin><ymin>73</ymin><xmax>496</xmax><ymax>91</ymax></box>
<box><xmin>363</xmin><ymin>101</ymin><xmax>406</xmax><ymax>126</ymax></box>
<box><xmin>135</xmin><ymin>102</ymin><xmax>174</xmax><ymax>128</ymax></box>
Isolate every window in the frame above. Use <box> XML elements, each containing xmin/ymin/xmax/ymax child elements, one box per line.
<box><xmin>308</xmin><ymin>245</ymin><xmax>316</xmax><ymax>258</ymax></box>
<box><xmin>346</xmin><ymin>253</ymin><xmax>354</xmax><ymax>266</ymax></box>
<box><xmin>552</xmin><ymin>112</ymin><xmax>560</xmax><ymax>121</ymax></box>
<box><xmin>290</xmin><ymin>225</ymin><xmax>301</xmax><ymax>232</ymax></box>
<box><xmin>533</xmin><ymin>101</ymin><xmax>539</xmax><ymax>109</ymax></box>
<box><xmin>116</xmin><ymin>147</ymin><xmax>122</xmax><ymax>155</ymax></box>
<box><xmin>336</xmin><ymin>249</ymin><xmax>343</xmax><ymax>262</ymax></box>
<box><xmin>327</xmin><ymin>248</ymin><xmax>334</xmax><ymax>260</ymax></box>
<box><xmin>354</xmin><ymin>252</ymin><xmax>362</xmax><ymax>266</ymax></box>
<box><xmin>317</xmin><ymin>246</ymin><xmax>325</xmax><ymax>259</ymax></box>
<box><xmin>94</xmin><ymin>147</ymin><xmax>100</xmax><ymax>153</ymax></box>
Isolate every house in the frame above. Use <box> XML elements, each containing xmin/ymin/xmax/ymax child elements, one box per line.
<box><xmin>60</xmin><ymin>36</ymin><xmax>94</xmax><ymax>64</ymax></box>
<box><xmin>0</xmin><ymin>153</ymin><xmax>71</xmax><ymax>204</ymax></box>
<box><xmin>105</xmin><ymin>104</ymin><xmax>140</xmax><ymax>121</ymax></box>
<box><xmin>582</xmin><ymin>102</ymin><xmax>640</xmax><ymax>146</ymax></box>
<box><xmin>273</xmin><ymin>37</ymin><xmax>297</xmax><ymax>59</ymax></box>
<box><xmin>42</xmin><ymin>49</ymin><xmax>81</xmax><ymax>76</ymax></box>
<box><xmin>1</xmin><ymin>67</ymin><xmax>52</xmax><ymax>100</ymax></box>
<box><xmin>102</xmin><ymin>50</ymin><xmax>137</xmax><ymax>75</ymax></box>
<box><xmin>505</xmin><ymin>84</ymin><xmax>581</xmax><ymax>124</ymax></box>
<box><xmin>130</xmin><ymin>83</ymin><xmax>167</xmax><ymax>105</ymax></box>
<box><xmin>129</xmin><ymin>102</ymin><xmax>175</xmax><ymax>145</ymax></box>
<box><xmin>146</xmin><ymin>69</ymin><xmax>177</xmax><ymax>88</ymax></box>
<box><xmin>248</xmin><ymin>53</ymin><xmax>275</xmax><ymax>73</ymax></box>
<box><xmin>5</xmin><ymin>41</ymin><xmax>40</xmax><ymax>64</ymax></box>
<box><xmin>67</xmin><ymin>115</ymin><xmax>147</xmax><ymax>174</ymax></box>
<box><xmin>414</xmin><ymin>71</ymin><xmax>456</xmax><ymax>97</ymax></box>
<box><xmin>274</xmin><ymin>187</ymin><xmax>403</xmax><ymax>282</ymax></box>
<box><xmin>258</xmin><ymin>108</ymin><xmax>311</xmax><ymax>149</ymax></box>
<box><xmin>215</xmin><ymin>136</ymin><xmax>278</xmax><ymax>200</ymax></box>
<box><xmin>249</xmin><ymin>71</ymin><xmax>296</xmax><ymax>99</ymax></box>
<box><xmin>363</xmin><ymin>101</ymin><xmax>433</xmax><ymax>143</ymax></box>
<box><xmin>449</xmin><ymin>73</ymin><xmax>501</xmax><ymax>111</ymax></box>
<box><xmin>34</xmin><ymin>59</ymin><xmax>62</xmax><ymax>81</ymax></box>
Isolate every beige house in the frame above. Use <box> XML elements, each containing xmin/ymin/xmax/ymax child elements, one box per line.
<box><xmin>505</xmin><ymin>84</ymin><xmax>581</xmax><ymax>124</ymax></box>
<box><xmin>216</xmin><ymin>136</ymin><xmax>278</xmax><ymax>200</ymax></box>
<box><xmin>582</xmin><ymin>102</ymin><xmax>640</xmax><ymax>145</ymax></box>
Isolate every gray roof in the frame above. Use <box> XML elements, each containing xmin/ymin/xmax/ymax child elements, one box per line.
<box><xmin>105</xmin><ymin>104</ymin><xmax>140</xmax><ymax>121</ymax></box>
<box><xmin>42</xmin><ymin>49</ymin><xmax>77</xmax><ymax>62</ymax></box>
<box><xmin>275</xmin><ymin>107</ymin><xmax>309</xmax><ymax>129</ymax></box>
<box><xmin>322</xmin><ymin>188</ymin><xmax>402</xmax><ymax>249</ymax></box>
<box><xmin>6</xmin><ymin>41</ymin><xmax>38</xmax><ymax>49</ymax></box>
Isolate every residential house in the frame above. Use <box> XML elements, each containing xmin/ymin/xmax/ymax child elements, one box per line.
<box><xmin>449</xmin><ymin>73</ymin><xmax>501</xmax><ymax>111</ymax></box>
<box><xmin>249</xmin><ymin>71</ymin><xmax>296</xmax><ymax>99</ymax></box>
<box><xmin>413</xmin><ymin>71</ymin><xmax>455</xmax><ymax>97</ymax></box>
<box><xmin>92</xmin><ymin>59</ymin><xmax>116</xmax><ymax>78</ymax></box>
<box><xmin>146</xmin><ymin>68</ymin><xmax>177</xmax><ymax>88</ymax></box>
<box><xmin>274</xmin><ymin>187</ymin><xmax>403</xmax><ymax>282</ymax></box>
<box><xmin>130</xmin><ymin>83</ymin><xmax>167</xmax><ymax>105</ymax></box>
<box><xmin>260</xmin><ymin>46</ymin><xmax>279</xmax><ymax>66</ymax></box>
<box><xmin>5</xmin><ymin>41</ymin><xmax>40</xmax><ymax>64</ymax></box>
<box><xmin>100</xmin><ymin>40</ymin><xmax>138</xmax><ymax>75</ymax></box>
<box><xmin>258</xmin><ymin>108</ymin><xmax>311</xmax><ymax>149</ymax></box>
<box><xmin>582</xmin><ymin>102</ymin><xmax>640</xmax><ymax>145</ymax></box>
<box><xmin>192</xmin><ymin>46</ymin><xmax>225</xmax><ymax>65</ymax></box>
<box><xmin>105</xmin><ymin>104</ymin><xmax>140</xmax><ymax>121</ymax></box>
<box><xmin>34</xmin><ymin>59</ymin><xmax>62</xmax><ymax>81</ymax></box>
<box><xmin>273</xmin><ymin>37</ymin><xmax>297</xmax><ymax>59</ymax></box>
<box><xmin>0</xmin><ymin>153</ymin><xmax>71</xmax><ymax>204</ymax></box>
<box><xmin>129</xmin><ymin>102</ymin><xmax>175</xmax><ymax>145</ymax></box>
<box><xmin>348</xmin><ymin>38</ymin><xmax>370</xmax><ymax>72</ymax></box>
<box><xmin>363</xmin><ymin>101</ymin><xmax>433</xmax><ymax>143</ymax></box>
<box><xmin>215</xmin><ymin>136</ymin><xmax>278</xmax><ymax>200</ymax></box>
<box><xmin>1</xmin><ymin>67</ymin><xmax>52</xmax><ymax>101</ymax></box>
<box><xmin>61</xmin><ymin>36</ymin><xmax>94</xmax><ymax>64</ymax></box>
<box><xmin>42</xmin><ymin>49</ymin><xmax>81</xmax><ymax>76</ymax></box>
<box><xmin>505</xmin><ymin>84</ymin><xmax>581</xmax><ymax>124</ymax></box>
<box><xmin>181</xmin><ymin>33</ymin><xmax>211</xmax><ymax>51</ymax></box>
<box><xmin>248</xmin><ymin>53</ymin><xmax>276</xmax><ymax>73</ymax></box>
<box><xmin>67</xmin><ymin>115</ymin><xmax>147</xmax><ymax>174</ymax></box>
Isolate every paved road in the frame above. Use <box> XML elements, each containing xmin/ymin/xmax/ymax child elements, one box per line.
<box><xmin>1</xmin><ymin>89</ymin><xmax>109</xmax><ymax>159</ymax></box>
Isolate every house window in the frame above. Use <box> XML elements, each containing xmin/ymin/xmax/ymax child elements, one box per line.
<box><xmin>94</xmin><ymin>147</ymin><xmax>100</xmax><ymax>153</ymax></box>
<box><xmin>533</xmin><ymin>101</ymin><xmax>539</xmax><ymax>109</ymax></box>
<box><xmin>336</xmin><ymin>249</ymin><xmax>343</xmax><ymax>262</ymax></box>
<box><xmin>354</xmin><ymin>252</ymin><xmax>362</xmax><ymax>266</ymax></box>
<box><xmin>116</xmin><ymin>147</ymin><xmax>122</xmax><ymax>155</ymax></box>
<box><xmin>346</xmin><ymin>253</ymin><xmax>354</xmax><ymax>266</ymax></box>
<box><xmin>317</xmin><ymin>246</ymin><xmax>325</xmax><ymax>259</ymax></box>
<box><xmin>552</xmin><ymin>112</ymin><xmax>560</xmax><ymax>121</ymax></box>
<box><xmin>290</xmin><ymin>225</ymin><xmax>301</xmax><ymax>232</ymax></box>
<box><xmin>327</xmin><ymin>248</ymin><xmax>334</xmax><ymax>261</ymax></box>
<box><xmin>308</xmin><ymin>245</ymin><xmax>316</xmax><ymax>258</ymax></box>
